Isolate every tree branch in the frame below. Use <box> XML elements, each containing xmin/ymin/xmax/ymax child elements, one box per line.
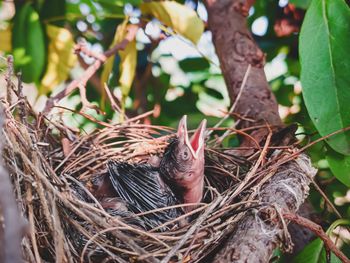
<box><xmin>283</xmin><ymin>213</ymin><xmax>350</xmax><ymax>263</ymax></box>
<box><xmin>213</xmin><ymin>153</ymin><xmax>317</xmax><ymax>262</ymax></box>
<box><xmin>204</xmin><ymin>1</ymin><xmax>319</xmax><ymax>261</ymax></box>
<box><xmin>205</xmin><ymin>0</ymin><xmax>282</xmax><ymax>132</ymax></box>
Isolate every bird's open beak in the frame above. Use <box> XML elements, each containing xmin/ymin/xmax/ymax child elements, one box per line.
<box><xmin>177</xmin><ymin>115</ymin><xmax>207</xmax><ymax>159</ymax></box>
<box><xmin>190</xmin><ymin>119</ymin><xmax>207</xmax><ymax>159</ymax></box>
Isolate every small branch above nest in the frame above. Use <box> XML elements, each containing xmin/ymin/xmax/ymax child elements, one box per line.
<box><xmin>43</xmin><ymin>24</ymin><xmax>139</xmax><ymax>114</ymax></box>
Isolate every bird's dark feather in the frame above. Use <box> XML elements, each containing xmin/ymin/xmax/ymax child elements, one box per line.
<box><xmin>107</xmin><ymin>160</ymin><xmax>181</xmax><ymax>229</ymax></box>
<box><xmin>160</xmin><ymin>138</ymin><xmax>184</xmax><ymax>176</ymax></box>
<box><xmin>159</xmin><ymin>137</ymin><xmax>188</xmax><ymax>200</ymax></box>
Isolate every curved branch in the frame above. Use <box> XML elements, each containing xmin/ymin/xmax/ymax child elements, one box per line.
<box><xmin>213</xmin><ymin>154</ymin><xmax>317</xmax><ymax>262</ymax></box>
<box><xmin>205</xmin><ymin>0</ymin><xmax>282</xmax><ymax>130</ymax></box>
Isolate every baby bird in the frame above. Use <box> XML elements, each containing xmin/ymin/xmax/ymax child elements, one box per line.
<box><xmin>94</xmin><ymin>115</ymin><xmax>207</xmax><ymax>229</ymax></box>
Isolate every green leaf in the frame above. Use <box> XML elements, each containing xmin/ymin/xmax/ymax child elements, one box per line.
<box><xmin>94</xmin><ymin>0</ymin><xmax>141</xmax><ymax>8</ymax></box>
<box><xmin>274</xmin><ymin>84</ymin><xmax>294</xmax><ymax>107</ymax></box>
<box><xmin>12</xmin><ymin>3</ymin><xmax>46</xmax><ymax>83</ymax></box>
<box><xmin>92</xmin><ymin>0</ymin><xmax>125</xmax><ymax>14</ymax></box>
<box><xmin>92</xmin><ymin>0</ymin><xmax>140</xmax><ymax>15</ymax></box>
<box><xmin>40</xmin><ymin>0</ymin><xmax>66</xmax><ymax>26</ymax></box>
<box><xmin>326</xmin><ymin>148</ymin><xmax>350</xmax><ymax>186</ymax></box>
<box><xmin>179</xmin><ymin>57</ymin><xmax>210</xmax><ymax>72</ymax></box>
<box><xmin>140</xmin><ymin>1</ymin><xmax>204</xmax><ymax>44</ymax></box>
<box><xmin>290</xmin><ymin>0</ymin><xmax>312</xmax><ymax>9</ymax></box>
<box><xmin>299</xmin><ymin>0</ymin><xmax>350</xmax><ymax>155</ymax></box>
<box><xmin>292</xmin><ymin>238</ymin><xmax>342</xmax><ymax>263</ymax></box>
<box><xmin>327</xmin><ymin>219</ymin><xmax>350</xmax><ymax>234</ymax></box>
<box><xmin>66</xmin><ymin>0</ymin><xmax>99</xmax><ymax>16</ymax></box>
<box><xmin>203</xmin><ymin>86</ymin><xmax>224</xmax><ymax>100</ymax></box>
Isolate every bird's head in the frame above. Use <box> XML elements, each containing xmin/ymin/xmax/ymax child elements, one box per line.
<box><xmin>176</xmin><ymin>115</ymin><xmax>207</xmax><ymax>165</ymax></box>
<box><xmin>160</xmin><ymin>115</ymin><xmax>206</xmax><ymax>203</ymax></box>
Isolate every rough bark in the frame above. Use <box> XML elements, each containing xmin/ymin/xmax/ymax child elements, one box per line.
<box><xmin>286</xmin><ymin>201</ymin><xmax>317</xmax><ymax>256</ymax></box>
<box><xmin>205</xmin><ymin>0</ymin><xmax>282</xmax><ymax>129</ymax></box>
<box><xmin>204</xmin><ymin>0</ymin><xmax>317</xmax><ymax>261</ymax></box>
<box><xmin>213</xmin><ymin>154</ymin><xmax>317</xmax><ymax>262</ymax></box>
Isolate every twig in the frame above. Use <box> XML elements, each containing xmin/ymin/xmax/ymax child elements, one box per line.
<box><xmin>283</xmin><ymin>213</ymin><xmax>350</xmax><ymax>263</ymax></box>
<box><xmin>61</xmin><ymin>137</ymin><xmax>71</xmax><ymax>158</ymax></box>
<box><xmin>213</xmin><ymin>123</ymin><xmax>260</xmax><ymax>149</ymax></box>
<box><xmin>16</xmin><ymin>72</ymin><xmax>27</xmax><ymax>124</ymax></box>
<box><xmin>75</xmin><ymin>41</ymin><xmax>107</xmax><ymax>61</ymax></box>
<box><xmin>53</xmin><ymin>106</ymin><xmax>114</xmax><ymax>128</ymax></box>
<box><xmin>265</xmin><ymin>125</ymin><xmax>350</xmax><ymax>170</ymax></box>
<box><xmin>66</xmin><ymin>175</ymin><xmax>104</xmax><ymax>211</ymax></box>
<box><xmin>0</xmin><ymin>68</ymin><xmax>24</xmax><ymax>263</ymax></box>
<box><xmin>124</xmin><ymin>110</ymin><xmax>155</xmax><ymax>124</ymax></box>
<box><xmin>227</xmin><ymin>126</ymin><xmax>272</xmax><ymax>203</ymax></box>
<box><xmin>150</xmin><ymin>204</ymin><xmax>209</xmax><ymax>233</ymax></box>
<box><xmin>54</xmin><ymin>137</ymin><xmax>87</xmax><ymax>172</ymax></box>
<box><xmin>208</xmin><ymin>64</ymin><xmax>251</xmax><ymax>136</ymax></box>
<box><xmin>43</xmin><ymin>24</ymin><xmax>139</xmax><ymax>114</ymax></box>
<box><xmin>5</xmin><ymin>55</ymin><xmax>14</xmax><ymax>104</ymax></box>
<box><xmin>104</xmin><ymin>83</ymin><xmax>122</xmax><ymax>114</ymax></box>
<box><xmin>80</xmin><ymin>226</ymin><xmax>125</xmax><ymax>263</ymax></box>
<box><xmin>19</xmin><ymin>124</ymin><xmax>55</xmax><ymax>234</ymax></box>
<box><xmin>81</xmin><ymin>226</ymin><xmax>168</xmax><ymax>263</ymax></box>
<box><xmin>77</xmin><ymin>54</ymin><xmax>103</xmax><ymax>94</ymax></box>
<box><xmin>262</xmin><ymin>125</ymin><xmax>350</xmax><ymax>218</ymax></box>
<box><xmin>310</xmin><ymin>179</ymin><xmax>342</xmax><ymax>219</ymax></box>
<box><xmin>52</xmin><ymin>197</ymin><xmax>65</xmax><ymax>263</ymax></box>
<box><xmin>26</xmin><ymin>183</ymin><xmax>41</xmax><ymax>263</ymax></box>
<box><xmin>214</xmin><ymin>121</ymin><xmax>240</xmax><ymax>146</ymax></box>
<box><xmin>160</xmin><ymin>196</ymin><xmax>222</xmax><ymax>263</ymax></box>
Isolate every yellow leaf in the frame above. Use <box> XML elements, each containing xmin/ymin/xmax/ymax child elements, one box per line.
<box><xmin>40</xmin><ymin>25</ymin><xmax>77</xmax><ymax>94</ymax></box>
<box><xmin>101</xmin><ymin>18</ymin><xmax>137</xmax><ymax>98</ymax></box>
<box><xmin>0</xmin><ymin>25</ymin><xmax>12</xmax><ymax>52</ymax></box>
<box><xmin>119</xmin><ymin>39</ymin><xmax>137</xmax><ymax>97</ymax></box>
<box><xmin>101</xmin><ymin>18</ymin><xmax>128</xmax><ymax>88</ymax></box>
<box><xmin>140</xmin><ymin>1</ymin><xmax>204</xmax><ymax>44</ymax></box>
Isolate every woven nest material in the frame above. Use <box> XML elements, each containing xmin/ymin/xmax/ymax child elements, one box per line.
<box><xmin>1</xmin><ymin>93</ymin><xmax>296</xmax><ymax>262</ymax></box>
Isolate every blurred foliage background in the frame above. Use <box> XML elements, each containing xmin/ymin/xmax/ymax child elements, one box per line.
<box><xmin>1</xmin><ymin>0</ymin><xmax>350</xmax><ymax>260</ymax></box>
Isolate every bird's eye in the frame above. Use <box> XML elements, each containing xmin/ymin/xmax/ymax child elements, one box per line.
<box><xmin>182</xmin><ymin>149</ymin><xmax>190</xmax><ymax>160</ymax></box>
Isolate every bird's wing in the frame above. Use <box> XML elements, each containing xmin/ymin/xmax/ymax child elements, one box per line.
<box><xmin>107</xmin><ymin>160</ymin><xmax>180</xmax><ymax>228</ymax></box>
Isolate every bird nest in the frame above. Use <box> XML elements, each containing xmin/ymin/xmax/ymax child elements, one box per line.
<box><xmin>1</xmin><ymin>86</ymin><xmax>298</xmax><ymax>262</ymax></box>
